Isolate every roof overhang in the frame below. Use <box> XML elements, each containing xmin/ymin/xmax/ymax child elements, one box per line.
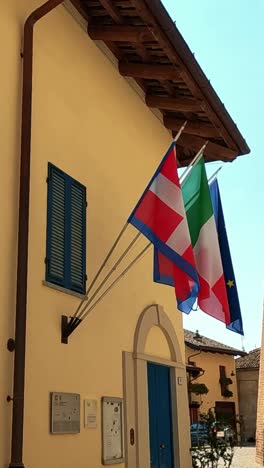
<box><xmin>186</xmin><ymin>341</ymin><xmax>247</xmax><ymax>357</ymax></box>
<box><xmin>236</xmin><ymin>366</ymin><xmax>259</xmax><ymax>371</ymax></box>
<box><xmin>186</xmin><ymin>364</ymin><xmax>204</xmax><ymax>376</ymax></box>
<box><xmin>71</xmin><ymin>0</ymin><xmax>250</xmax><ymax>165</ymax></box>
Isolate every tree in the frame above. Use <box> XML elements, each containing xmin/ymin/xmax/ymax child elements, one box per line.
<box><xmin>191</xmin><ymin>409</ymin><xmax>234</xmax><ymax>468</ymax></box>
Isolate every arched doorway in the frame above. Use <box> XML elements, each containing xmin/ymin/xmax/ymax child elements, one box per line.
<box><xmin>122</xmin><ymin>304</ymin><xmax>191</xmax><ymax>468</ymax></box>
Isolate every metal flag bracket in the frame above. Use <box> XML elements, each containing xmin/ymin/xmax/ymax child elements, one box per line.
<box><xmin>61</xmin><ymin>315</ymin><xmax>82</xmax><ymax>344</ymax></box>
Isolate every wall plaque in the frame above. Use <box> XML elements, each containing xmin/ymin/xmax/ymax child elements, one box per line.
<box><xmin>102</xmin><ymin>397</ymin><xmax>124</xmax><ymax>465</ymax></box>
<box><xmin>50</xmin><ymin>392</ymin><xmax>80</xmax><ymax>434</ymax></box>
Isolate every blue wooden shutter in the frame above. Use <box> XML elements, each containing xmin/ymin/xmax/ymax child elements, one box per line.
<box><xmin>46</xmin><ymin>163</ymin><xmax>86</xmax><ymax>293</ymax></box>
<box><xmin>69</xmin><ymin>180</ymin><xmax>86</xmax><ymax>293</ymax></box>
<box><xmin>46</xmin><ymin>164</ymin><xmax>66</xmax><ymax>287</ymax></box>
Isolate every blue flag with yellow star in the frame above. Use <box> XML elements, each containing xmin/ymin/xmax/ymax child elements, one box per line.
<box><xmin>209</xmin><ymin>179</ymin><xmax>244</xmax><ymax>335</ymax></box>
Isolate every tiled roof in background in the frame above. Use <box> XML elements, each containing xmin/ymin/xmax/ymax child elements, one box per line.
<box><xmin>236</xmin><ymin>348</ymin><xmax>260</xmax><ymax>369</ymax></box>
<box><xmin>184</xmin><ymin>329</ymin><xmax>246</xmax><ymax>356</ymax></box>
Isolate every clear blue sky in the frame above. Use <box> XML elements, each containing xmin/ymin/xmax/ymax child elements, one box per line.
<box><xmin>163</xmin><ymin>0</ymin><xmax>264</xmax><ymax>352</ymax></box>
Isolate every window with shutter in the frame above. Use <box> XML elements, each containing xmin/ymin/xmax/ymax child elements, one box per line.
<box><xmin>46</xmin><ymin>163</ymin><xmax>86</xmax><ymax>294</ymax></box>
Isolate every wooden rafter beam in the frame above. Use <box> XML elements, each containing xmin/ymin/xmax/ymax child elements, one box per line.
<box><xmin>146</xmin><ymin>94</ymin><xmax>203</xmax><ymax>112</ymax></box>
<box><xmin>178</xmin><ymin>134</ymin><xmax>238</xmax><ymax>161</ymax></box>
<box><xmin>87</xmin><ymin>8</ymin><xmax>141</xmax><ymax>17</ymax></box>
<box><xmin>119</xmin><ymin>62</ymin><xmax>181</xmax><ymax>80</ymax></box>
<box><xmin>97</xmin><ymin>3</ymin><xmax>152</xmax><ymax>61</ymax></box>
<box><xmin>164</xmin><ymin>117</ymin><xmax>220</xmax><ymax>138</ymax></box>
<box><xmin>159</xmin><ymin>81</ymin><xmax>177</xmax><ymax>96</ymax></box>
<box><xmin>178</xmin><ymin>154</ymin><xmax>224</xmax><ymax>167</ymax></box>
<box><xmin>88</xmin><ymin>25</ymin><xmax>154</xmax><ymax>43</ymax></box>
<box><xmin>91</xmin><ymin>5</ymin><xmax>153</xmax><ymax>84</ymax></box>
<box><xmin>98</xmin><ymin>0</ymin><xmax>123</xmax><ymax>24</ymax></box>
<box><xmin>70</xmin><ymin>0</ymin><xmax>89</xmax><ymax>21</ymax></box>
<box><xmin>129</xmin><ymin>0</ymin><xmax>238</xmax><ymax>151</ymax></box>
<box><xmin>87</xmin><ymin>5</ymin><xmax>195</xmax><ymax>114</ymax></box>
<box><xmin>95</xmin><ymin>1</ymin><xmax>124</xmax><ymax>61</ymax></box>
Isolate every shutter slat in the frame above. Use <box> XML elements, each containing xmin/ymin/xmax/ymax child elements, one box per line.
<box><xmin>46</xmin><ymin>164</ymin><xmax>86</xmax><ymax>293</ymax></box>
<box><xmin>70</xmin><ymin>183</ymin><xmax>86</xmax><ymax>292</ymax></box>
<box><xmin>46</xmin><ymin>165</ymin><xmax>66</xmax><ymax>286</ymax></box>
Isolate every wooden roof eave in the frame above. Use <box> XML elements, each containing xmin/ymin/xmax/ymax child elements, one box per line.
<box><xmin>144</xmin><ymin>0</ymin><xmax>250</xmax><ymax>156</ymax></box>
<box><xmin>70</xmin><ymin>0</ymin><xmax>250</xmax><ymax>165</ymax></box>
<box><xmin>186</xmin><ymin>364</ymin><xmax>204</xmax><ymax>375</ymax></box>
<box><xmin>185</xmin><ymin>341</ymin><xmax>247</xmax><ymax>357</ymax></box>
<box><xmin>236</xmin><ymin>366</ymin><xmax>259</xmax><ymax>371</ymax></box>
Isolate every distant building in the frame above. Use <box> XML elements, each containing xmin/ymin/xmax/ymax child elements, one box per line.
<box><xmin>185</xmin><ymin>330</ymin><xmax>245</xmax><ymax>433</ymax></box>
<box><xmin>236</xmin><ymin>348</ymin><xmax>260</xmax><ymax>443</ymax></box>
<box><xmin>256</xmin><ymin>314</ymin><xmax>264</xmax><ymax>464</ymax></box>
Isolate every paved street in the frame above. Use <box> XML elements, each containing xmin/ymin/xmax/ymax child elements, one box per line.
<box><xmin>193</xmin><ymin>445</ymin><xmax>262</xmax><ymax>467</ymax></box>
<box><xmin>230</xmin><ymin>446</ymin><xmax>261</xmax><ymax>467</ymax></box>
<box><xmin>215</xmin><ymin>446</ymin><xmax>261</xmax><ymax>467</ymax></box>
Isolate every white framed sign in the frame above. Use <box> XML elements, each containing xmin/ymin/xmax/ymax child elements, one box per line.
<box><xmin>84</xmin><ymin>399</ymin><xmax>97</xmax><ymax>428</ymax></box>
<box><xmin>50</xmin><ymin>392</ymin><xmax>80</xmax><ymax>434</ymax></box>
<box><xmin>102</xmin><ymin>397</ymin><xmax>124</xmax><ymax>465</ymax></box>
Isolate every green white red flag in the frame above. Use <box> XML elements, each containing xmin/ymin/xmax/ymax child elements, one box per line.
<box><xmin>182</xmin><ymin>157</ymin><xmax>231</xmax><ymax>325</ymax></box>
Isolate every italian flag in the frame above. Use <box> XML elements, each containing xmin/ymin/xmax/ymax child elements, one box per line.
<box><xmin>182</xmin><ymin>158</ymin><xmax>231</xmax><ymax>324</ymax></box>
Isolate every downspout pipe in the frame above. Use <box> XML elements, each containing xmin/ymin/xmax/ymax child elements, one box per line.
<box><xmin>9</xmin><ymin>1</ymin><xmax>64</xmax><ymax>467</ymax></box>
<box><xmin>187</xmin><ymin>349</ymin><xmax>202</xmax><ymax>365</ymax></box>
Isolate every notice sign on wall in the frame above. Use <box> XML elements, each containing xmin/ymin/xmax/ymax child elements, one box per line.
<box><xmin>102</xmin><ymin>397</ymin><xmax>124</xmax><ymax>465</ymax></box>
<box><xmin>84</xmin><ymin>399</ymin><xmax>97</xmax><ymax>428</ymax></box>
<box><xmin>50</xmin><ymin>392</ymin><xmax>80</xmax><ymax>434</ymax></box>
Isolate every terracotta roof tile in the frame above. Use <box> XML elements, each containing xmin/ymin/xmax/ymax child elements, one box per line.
<box><xmin>184</xmin><ymin>329</ymin><xmax>246</xmax><ymax>356</ymax></box>
<box><xmin>236</xmin><ymin>348</ymin><xmax>260</xmax><ymax>369</ymax></box>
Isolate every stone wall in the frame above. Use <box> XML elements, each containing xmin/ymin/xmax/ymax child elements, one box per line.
<box><xmin>237</xmin><ymin>368</ymin><xmax>259</xmax><ymax>442</ymax></box>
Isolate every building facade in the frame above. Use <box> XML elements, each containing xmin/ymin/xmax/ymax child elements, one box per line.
<box><xmin>236</xmin><ymin>348</ymin><xmax>260</xmax><ymax>443</ymax></box>
<box><xmin>0</xmin><ymin>1</ymin><xmax>249</xmax><ymax>468</ymax></box>
<box><xmin>185</xmin><ymin>330</ymin><xmax>245</xmax><ymax>432</ymax></box>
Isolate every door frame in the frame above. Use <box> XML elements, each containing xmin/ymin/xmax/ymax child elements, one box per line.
<box><xmin>123</xmin><ymin>304</ymin><xmax>191</xmax><ymax>468</ymax></box>
<box><xmin>215</xmin><ymin>401</ymin><xmax>237</xmax><ymax>435</ymax></box>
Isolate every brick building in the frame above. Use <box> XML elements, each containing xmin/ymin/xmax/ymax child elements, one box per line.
<box><xmin>256</xmin><ymin>314</ymin><xmax>264</xmax><ymax>465</ymax></box>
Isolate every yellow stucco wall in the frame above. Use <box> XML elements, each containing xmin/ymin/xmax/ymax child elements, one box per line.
<box><xmin>145</xmin><ymin>326</ymin><xmax>172</xmax><ymax>360</ymax></box>
<box><xmin>0</xmin><ymin>1</ymin><xmax>22</xmax><ymax>465</ymax></box>
<box><xmin>185</xmin><ymin>346</ymin><xmax>239</xmax><ymax>417</ymax></box>
<box><xmin>0</xmin><ymin>1</ymin><xmax>190</xmax><ymax>467</ymax></box>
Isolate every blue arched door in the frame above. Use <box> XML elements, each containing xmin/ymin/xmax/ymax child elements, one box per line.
<box><xmin>147</xmin><ymin>362</ymin><xmax>174</xmax><ymax>468</ymax></box>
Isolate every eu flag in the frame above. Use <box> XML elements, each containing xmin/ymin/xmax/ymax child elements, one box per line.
<box><xmin>209</xmin><ymin>179</ymin><xmax>244</xmax><ymax>335</ymax></box>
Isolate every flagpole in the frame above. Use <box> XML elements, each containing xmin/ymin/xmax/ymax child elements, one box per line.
<box><xmin>75</xmin><ymin>232</ymin><xmax>141</xmax><ymax>321</ymax></box>
<box><xmin>71</xmin><ymin>121</ymin><xmax>189</xmax><ymax>324</ymax></box>
<box><xmin>71</xmin><ymin>222</ymin><xmax>129</xmax><ymax>320</ymax></box>
<box><xmin>241</xmin><ymin>335</ymin><xmax>245</xmax><ymax>352</ymax></box>
<box><xmin>173</xmin><ymin>120</ymin><xmax>188</xmax><ymax>142</ymax></box>
<box><xmin>79</xmin><ymin>242</ymin><xmax>152</xmax><ymax>322</ymax></box>
<box><xmin>180</xmin><ymin>141</ymin><xmax>209</xmax><ymax>183</ymax></box>
<box><xmin>76</xmin><ymin>134</ymin><xmax>198</xmax><ymax>321</ymax></box>
<box><xmin>208</xmin><ymin>166</ymin><xmax>223</xmax><ymax>185</ymax></box>
<box><xmin>64</xmin><ymin>122</ymin><xmax>202</xmax><ymax>333</ymax></box>
<box><xmin>72</xmin><ymin>124</ymin><xmax>188</xmax><ymax>321</ymax></box>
